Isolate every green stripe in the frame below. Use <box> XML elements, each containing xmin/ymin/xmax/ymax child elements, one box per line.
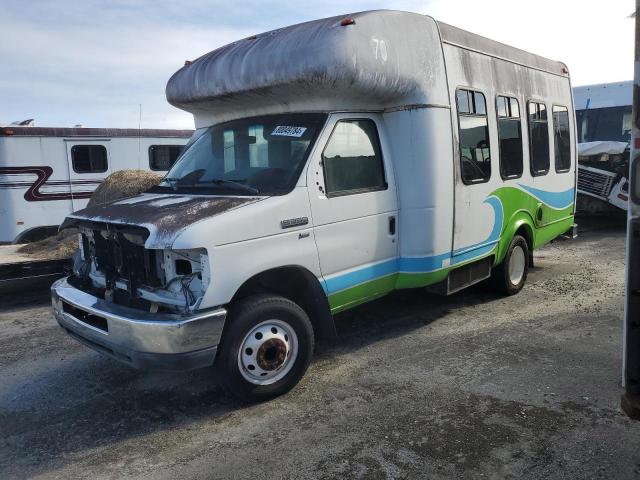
<box><xmin>327</xmin><ymin>186</ymin><xmax>574</xmax><ymax>313</ymax></box>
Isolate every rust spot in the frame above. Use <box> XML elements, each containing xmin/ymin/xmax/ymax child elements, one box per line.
<box><xmin>256</xmin><ymin>338</ymin><xmax>287</xmax><ymax>371</ymax></box>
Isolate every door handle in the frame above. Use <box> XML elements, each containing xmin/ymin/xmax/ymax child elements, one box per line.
<box><xmin>389</xmin><ymin>216</ymin><xmax>396</xmax><ymax>235</ymax></box>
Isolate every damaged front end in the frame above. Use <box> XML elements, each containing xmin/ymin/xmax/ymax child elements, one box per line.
<box><xmin>71</xmin><ymin>223</ymin><xmax>210</xmax><ymax>314</ymax></box>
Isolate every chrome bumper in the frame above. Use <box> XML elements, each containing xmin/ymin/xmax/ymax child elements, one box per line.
<box><xmin>51</xmin><ymin>277</ymin><xmax>227</xmax><ymax>370</ymax></box>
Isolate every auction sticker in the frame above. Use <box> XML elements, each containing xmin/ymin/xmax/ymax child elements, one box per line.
<box><xmin>271</xmin><ymin>126</ymin><xmax>307</xmax><ymax>137</ymax></box>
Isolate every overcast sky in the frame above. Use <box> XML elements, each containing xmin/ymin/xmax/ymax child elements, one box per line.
<box><xmin>0</xmin><ymin>0</ymin><xmax>634</xmax><ymax>129</ymax></box>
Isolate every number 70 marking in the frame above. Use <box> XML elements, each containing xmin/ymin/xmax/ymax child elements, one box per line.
<box><xmin>371</xmin><ymin>38</ymin><xmax>388</xmax><ymax>62</ymax></box>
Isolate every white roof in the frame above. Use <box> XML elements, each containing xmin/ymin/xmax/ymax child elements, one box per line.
<box><xmin>166</xmin><ymin>10</ymin><xmax>568</xmax><ymax>126</ymax></box>
<box><xmin>573</xmin><ymin>81</ymin><xmax>632</xmax><ymax>110</ymax></box>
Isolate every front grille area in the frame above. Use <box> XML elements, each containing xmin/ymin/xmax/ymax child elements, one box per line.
<box><xmin>578</xmin><ymin>166</ymin><xmax>616</xmax><ymax>198</ymax></box>
<box><xmin>62</xmin><ymin>301</ymin><xmax>109</xmax><ymax>332</ymax></box>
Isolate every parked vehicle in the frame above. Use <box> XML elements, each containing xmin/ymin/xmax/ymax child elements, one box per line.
<box><xmin>51</xmin><ymin>10</ymin><xmax>577</xmax><ymax>401</ymax></box>
<box><xmin>0</xmin><ymin>126</ymin><xmax>192</xmax><ymax>243</ymax></box>
<box><xmin>573</xmin><ymin>81</ymin><xmax>632</xmax><ymax>212</ymax></box>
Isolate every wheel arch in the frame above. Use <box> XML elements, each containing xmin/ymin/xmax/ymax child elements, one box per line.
<box><xmin>496</xmin><ymin>211</ymin><xmax>535</xmax><ymax>265</ymax></box>
<box><xmin>229</xmin><ymin>265</ymin><xmax>336</xmax><ymax>343</ymax></box>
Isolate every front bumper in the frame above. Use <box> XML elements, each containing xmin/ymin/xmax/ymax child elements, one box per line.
<box><xmin>51</xmin><ymin>277</ymin><xmax>227</xmax><ymax>370</ymax></box>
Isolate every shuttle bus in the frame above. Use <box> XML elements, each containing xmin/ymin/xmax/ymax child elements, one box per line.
<box><xmin>51</xmin><ymin>10</ymin><xmax>577</xmax><ymax>401</ymax></box>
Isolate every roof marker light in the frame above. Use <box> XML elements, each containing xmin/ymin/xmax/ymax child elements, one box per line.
<box><xmin>340</xmin><ymin>18</ymin><xmax>356</xmax><ymax>26</ymax></box>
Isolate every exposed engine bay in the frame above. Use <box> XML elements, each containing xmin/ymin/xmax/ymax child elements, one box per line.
<box><xmin>70</xmin><ymin>223</ymin><xmax>209</xmax><ymax>314</ymax></box>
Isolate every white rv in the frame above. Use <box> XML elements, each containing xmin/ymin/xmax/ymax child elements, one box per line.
<box><xmin>0</xmin><ymin>126</ymin><xmax>192</xmax><ymax>243</ymax></box>
<box><xmin>51</xmin><ymin>11</ymin><xmax>577</xmax><ymax>401</ymax></box>
<box><xmin>573</xmin><ymin>81</ymin><xmax>632</xmax><ymax>211</ymax></box>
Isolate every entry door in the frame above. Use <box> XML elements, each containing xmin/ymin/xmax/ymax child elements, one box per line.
<box><xmin>307</xmin><ymin>113</ymin><xmax>398</xmax><ymax>308</ymax></box>
<box><xmin>65</xmin><ymin>140</ymin><xmax>111</xmax><ymax>211</ymax></box>
<box><xmin>452</xmin><ymin>88</ymin><xmax>500</xmax><ymax>258</ymax></box>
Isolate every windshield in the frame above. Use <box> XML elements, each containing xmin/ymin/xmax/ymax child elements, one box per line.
<box><xmin>576</xmin><ymin>106</ymin><xmax>632</xmax><ymax>143</ymax></box>
<box><xmin>152</xmin><ymin>113</ymin><xmax>327</xmax><ymax>196</ymax></box>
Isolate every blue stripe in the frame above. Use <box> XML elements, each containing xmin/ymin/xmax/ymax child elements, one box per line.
<box><xmin>324</xmin><ymin>186</ymin><xmax>573</xmax><ymax>295</ymax></box>
<box><xmin>517</xmin><ymin>184</ymin><xmax>575</xmax><ymax>210</ymax></box>
<box><xmin>325</xmin><ymin>195</ymin><xmax>505</xmax><ymax>295</ymax></box>
<box><xmin>324</xmin><ymin>258</ymin><xmax>398</xmax><ymax>294</ymax></box>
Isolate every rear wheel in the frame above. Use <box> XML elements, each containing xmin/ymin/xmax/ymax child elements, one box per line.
<box><xmin>216</xmin><ymin>294</ymin><xmax>314</xmax><ymax>402</ymax></box>
<box><xmin>492</xmin><ymin>235</ymin><xmax>529</xmax><ymax>295</ymax></box>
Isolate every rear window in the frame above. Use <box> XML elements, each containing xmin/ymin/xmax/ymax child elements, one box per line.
<box><xmin>71</xmin><ymin>145</ymin><xmax>108</xmax><ymax>173</ymax></box>
<box><xmin>553</xmin><ymin>106</ymin><xmax>572</xmax><ymax>173</ymax></box>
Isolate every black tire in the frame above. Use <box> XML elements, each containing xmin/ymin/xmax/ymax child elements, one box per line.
<box><xmin>216</xmin><ymin>294</ymin><xmax>314</xmax><ymax>402</ymax></box>
<box><xmin>492</xmin><ymin>235</ymin><xmax>529</xmax><ymax>295</ymax></box>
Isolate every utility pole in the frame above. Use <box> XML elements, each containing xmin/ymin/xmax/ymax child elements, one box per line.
<box><xmin>622</xmin><ymin>0</ymin><xmax>640</xmax><ymax>420</ymax></box>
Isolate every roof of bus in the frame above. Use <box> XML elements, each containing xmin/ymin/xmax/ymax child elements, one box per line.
<box><xmin>0</xmin><ymin>127</ymin><xmax>193</xmax><ymax>138</ymax></box>
<box><xmin>166</xmin><ymin>10</ymin><xmax>568</xmax><ymax>126</ymax></box>
<box><xmin>573</xmin><ymin>81</ymin><xmax>632</xmax><ymax>110</ymax></box>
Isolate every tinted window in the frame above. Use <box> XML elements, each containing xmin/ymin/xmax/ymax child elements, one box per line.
<box><xmin>575</xmin><ymin>106</ymin><xmax>632</xmax><ymax>143</ymax></box>
<box><xmin>497</xmin><ymin>95</ymin><xmax>523</xmax><ymax>179</ymax></box>
<box><xmin>322</xmin><ymin>119</ymin><xmax>386</xmax><ymax>196</ymax></box>
<box><xmin>553</xmin><ymin>106</ymin><xmax>571</xmax><ymax>172</ymax></box>
<box><xmin>71</xmin><ymin>145</ymin><xmax>108</xmax><ymax>173</ymax></box>
<box><xmin>457</xmin><ymin>88</ymin><xmax>491</xmax><ymax>183</ymax></box>
<box><xmin>528</xmin><ymin>101</ymin><xmax>550</xmax><ymax>176</ymax></box>
<box><xmin>149</xmin><ymin>145</ymin><xmax>184</xmax><ymax>171</ymax></box>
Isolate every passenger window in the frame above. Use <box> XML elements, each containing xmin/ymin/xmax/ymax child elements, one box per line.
<box><xmin>149</xmin><ymin>145</ymin><xmax>184</xmax><ymax>171</ymax></box>
<box><xmin>322</xmin><ymin>119</ymin><xmax>386</xmax><ymax>197</ymax></box>
<box><xmin>71</xmin><ymin>145</ymin><xmax>108</xmax><ymax>173</ymax></box>
<box><xmin>496</xmin><ymin>95</ymin><xmax>523</xmax><ymax>179</ymax></box>
<box><xmin>553</xmin><ymin>106</ymin><xmax>571</xmax><ymax>172</ymax></box>
<box><xmin>527</xmin><ymin>101</ymin><xmax>550</xmax><ymax>176</ymax></box>
<box><xmin>456</xmin><ymin>88</ymin><xmax>491</xmax><ymax>183</ymax></box>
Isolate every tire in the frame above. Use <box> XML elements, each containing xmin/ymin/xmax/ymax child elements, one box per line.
<box><xmin>216</xmin><ymin>294</ymin><xmax>314</xmax><ymax>402</ymax></box>
<box><xmin>492</xmin><ymin>235</ymin><xmax>529</xmax><ymax>295</ymax></box>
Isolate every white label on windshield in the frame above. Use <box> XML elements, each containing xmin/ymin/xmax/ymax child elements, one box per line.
<box><xmin>271</xmin><ymin>125</ymin><xmax>307</xmax><ymax>137</ymax></box>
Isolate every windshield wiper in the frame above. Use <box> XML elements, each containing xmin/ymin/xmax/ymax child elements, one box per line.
<box><xmin>196</xmin><ymin>179</ymin><xmax>260</xmax><ymax>195</ymax></box>
<box><xmin>163</xmin><ymin>177</ymin><xmax>182</xmax><ymax>191</ymax></box>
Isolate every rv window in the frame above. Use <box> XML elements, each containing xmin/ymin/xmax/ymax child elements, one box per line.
<box><xmin>322</xmin><ymin>119</ymin><xmax>386</xmax><ymax>197</ymax></box>
<box><xmin>496</xmin><ymin>95</ymin><xmax>523</xmax><ymax>179</ymax></box>
<box><xmin>457</xmin><ymin>88</ymin><xmax>491</xmax><ymax>184</ymax></box>
<box><xmin>149</xmin><ymin>145</ymin><xmax>184</xmax><ymax>171</ymax></box>
<box><xmin>552</xmin><ymin>106</ymin><xmax>571</xmax><ymax>172</ymax></box>
<box><xmin>527</xmin><ymin>101</ymin><xmax>550</xmax><ymax>176</ymax></box>
<box><xmin>71</xmin><ymin>145</ymin><xmax>108</xmax><ymax>174</ymax></box>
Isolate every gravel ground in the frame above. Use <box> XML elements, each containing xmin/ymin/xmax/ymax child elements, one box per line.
<box><xmin>1</xmin><ymin>218</ymin><xmax>639</xmax><ymax>479</ymax></box>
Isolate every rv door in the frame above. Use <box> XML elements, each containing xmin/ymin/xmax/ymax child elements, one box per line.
<box><xmin>65</xmin><ymin>140</ymin><xmax>111</xmax><ymax>211</ymax></box>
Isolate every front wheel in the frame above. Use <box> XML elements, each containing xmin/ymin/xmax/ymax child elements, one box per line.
<box><xmin>216</xmin><ymin>294</ymin><xmax>314</xmax><ymax>402</ymax></box>
<box><xmin>492</xmin><ymin>235</ymin><xmax>529</xmax><ymax>295</ymax></box>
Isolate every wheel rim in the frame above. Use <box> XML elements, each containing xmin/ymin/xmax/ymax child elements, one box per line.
<box><xmin>508</xmin><ymin>245</ymin><xmax>526</xmax><ymax>285</ymax></box>
<box><xmin>237</xmin><ymin>319</ymin><xmax>298</xmax><ymax>385</ymax></box>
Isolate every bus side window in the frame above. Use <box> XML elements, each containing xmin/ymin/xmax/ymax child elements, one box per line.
<box><xmin>496</xmin><ymin>95</ymin><xmax>523</xmax><ymax>179</ymax></box>
<box><xmin>149</xmin><ymin>145</ymin><xmax>184</xmax><ymax>171</ymax></box>
<box><xmin>552</xmin><ymin>106</ymin><xmax>571</xmax><ymax>173</ymax></box>
<box><xmin>527</xmin><ymin>101</ymin><xmax>550</xmax><ymax>176</ymax></box>
<box><xmin>71</xmin><ymin>145</ymin><xmax>108</xmax><ymax>174</ymax></box>
<box><xmin>456</xmin><ymin>88</ymin><xmax>491</xmax><ymax>184</ymax></box>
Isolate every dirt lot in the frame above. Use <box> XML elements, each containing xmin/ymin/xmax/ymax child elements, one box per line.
<box><xmin>1</xmin><ymin>219</ymin><xmax>639</xmax><ymax>479</ymax></box>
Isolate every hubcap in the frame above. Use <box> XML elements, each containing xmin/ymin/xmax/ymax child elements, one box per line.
<box><xmin>508</xmin><ymin>245</ymin><xmax>526</xmax><ymax>285</ymax></box>
<box><xmin>238</xmin><ymin>319</ymin><xmax>298</xmax><ymax>385</ymax></box>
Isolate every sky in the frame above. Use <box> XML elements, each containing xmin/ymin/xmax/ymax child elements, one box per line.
<box><xmin>0</xmin><ymin>0</ymin><xmax>635</xmax><ymax>129</ymax></box>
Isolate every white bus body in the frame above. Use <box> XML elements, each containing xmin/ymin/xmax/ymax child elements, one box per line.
<box><xmin>0</xmin><ymin>127</ymin><xmax>192</xmax><ymax>243</ymax></box>
<box><xmin>51</xmin><ymin>11</ymin><xmax>577</xmax><ymax>400</ymax></box>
